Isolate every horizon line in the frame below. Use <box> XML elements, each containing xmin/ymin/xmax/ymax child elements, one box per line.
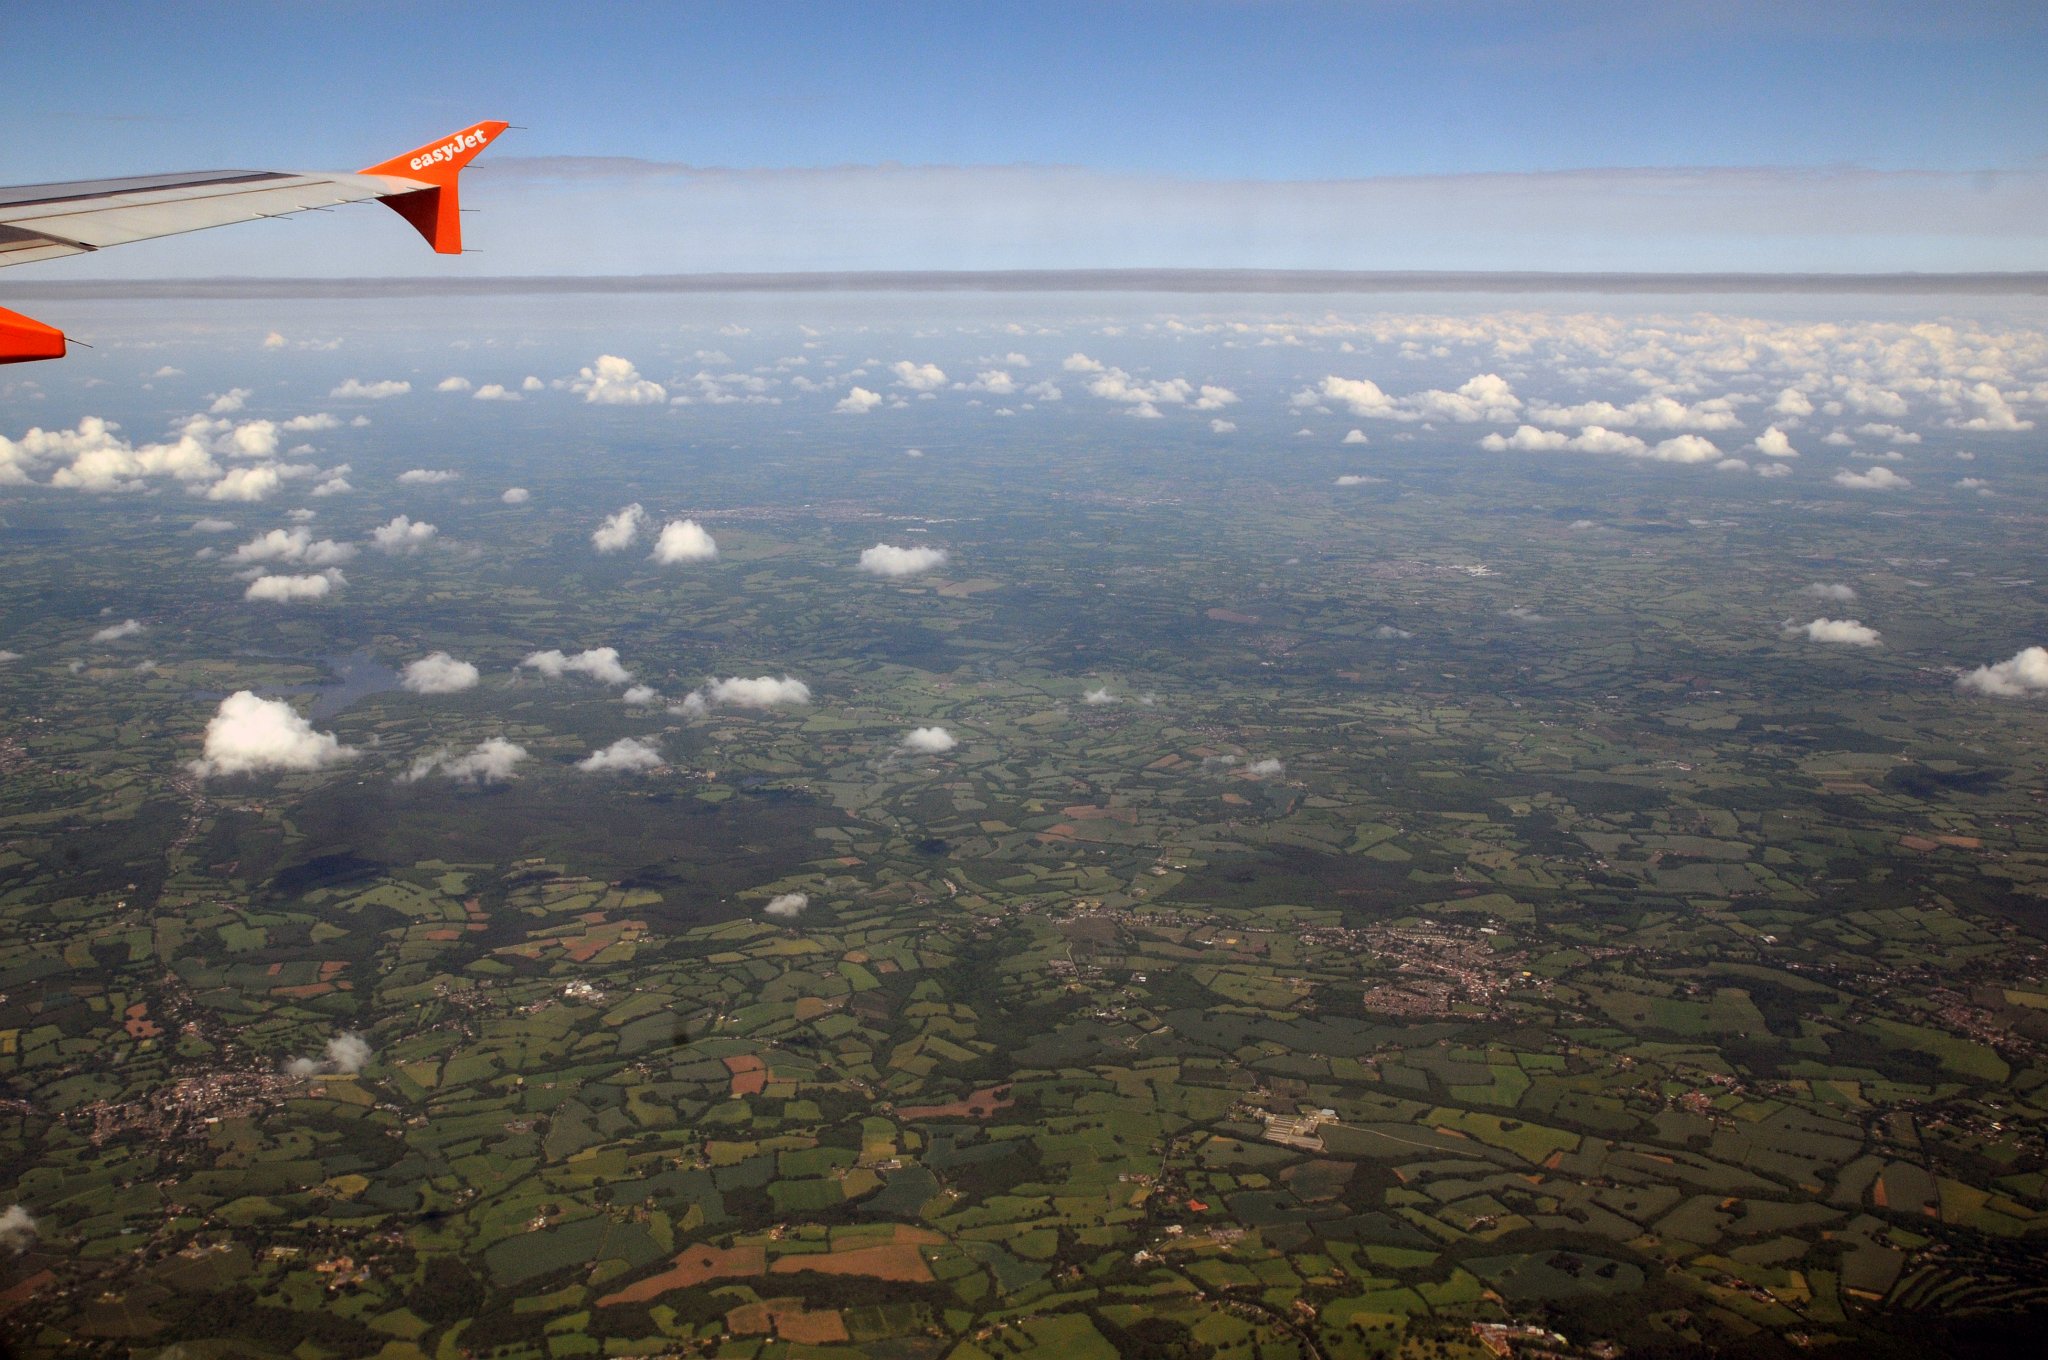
<box><xmin>9</xmin><ymin>268</ymin><xmax>2048</xmax><ymax>299</ymax></box>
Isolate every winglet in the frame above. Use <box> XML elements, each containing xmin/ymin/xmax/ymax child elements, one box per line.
<box><xmin>0</xmin><ymin>304</ymin><xmax>66</xmax><ymax>365</ymax></box>
<box><xmin>358</xmin><ymin>120</ymin><xmax>510</xmax><ymax>254</ymax></box>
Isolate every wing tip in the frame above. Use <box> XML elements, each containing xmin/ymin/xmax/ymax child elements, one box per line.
<box><xmin>360</xmin><ymin>121</ymin><xmax>511</xmax><ymax>254</ymax></box>
<box><xmin>0</xmin><ymin>305</ymin><xmax>66</xmax><ymax>365</ymax></box>
<box><xmin>359</xmin><ymin>121</ymin><xmax>511</xmax><ymax>184</ymax></box>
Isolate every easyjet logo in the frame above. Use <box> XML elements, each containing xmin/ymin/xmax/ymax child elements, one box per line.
<box><xmin>409</xmin><ymin>129</ymin><xmax>493</xmax><ymax>172</ymax></box>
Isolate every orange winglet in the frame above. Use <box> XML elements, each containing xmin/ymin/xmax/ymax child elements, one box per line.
<box><xmin>0</xmin><ymin>305</ymin><xmax>66</xmax><ymax>365</ymax></box>
<box><xmin>358</xmin><ymin>120</ymin><xmax>510</xmax><ymax>255</ymax></box>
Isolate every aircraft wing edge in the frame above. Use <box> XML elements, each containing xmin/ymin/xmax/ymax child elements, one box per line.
<box><xmin>1</xmin><ymin>120</ymin><xmax>509</xmax><ymax>364</ymax></box>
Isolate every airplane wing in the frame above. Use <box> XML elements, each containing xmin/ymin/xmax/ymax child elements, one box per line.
<box><xmin>1</xmin><ymin>120</ymin><xmax>509</xmax><ymax>364</ymax></box>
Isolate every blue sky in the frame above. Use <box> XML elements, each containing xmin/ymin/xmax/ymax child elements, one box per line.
<box><xmin>4</xmin><ymin>1</ymin><xmax>2046</xmax><ymax>273</ymax></box>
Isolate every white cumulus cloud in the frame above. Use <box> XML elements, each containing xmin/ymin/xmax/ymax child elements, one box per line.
<box><xmin>702</xmin><ymin>674</ymin><xmax>811</xmax><ymax>708</ymax></box>
<box><xmin>764</xmin><ymin>891</ymin><xmax>809</xmax><ymax>919</ymax></box>
<box><xmin>231</xmin><ymin>527</ymin><xmax>356</xmax><ymax>567</ymax></box>
<box><xmin>402</xmin><ymin>737</ymin><xmax>528</xmax><ymax>784</ymax></box>
<box><xmin>401</xmin><ymin>651</ymin><xmax>480</xmax><ymax>694</ymax></box>
<box><xmin>890</xmin><ymin>360</ymin><xmax>948</xmax><ymax>391</ymax></box>
<box><xmin>1957</xmin><ymin>646</ymin><xmax>2048</xmax><ymax>697</ymax></box>
<box><xmin>1833</xmin><ymin>466</ymin><xmax>1910</xmax><ymax>490</ymax></box>
<box><xmin>578</xmin><ymin>736</ymin><xmax>664</xmax><ymax>773</ymax></box>
<box><xmin>190</xmin><ymin>691</ymin><xmax>356</xmax><ymax>777</ymax></box>
<box><xmin>285</xmin><ymin>1031</ymin><xmax>371</xmax><ymax>1078</ymax></box>
<box><xmin>592</xmin><ymin>503</ymin><xmax>647</xmax><ymax>552</ymax></box>
<box><xmin>397</xmin><ymin>468</ymin><xmax>458</xmax><ymax>485</ymax></box>
<box><xmin>91</xmin><ymin>618</ymin><xmax>145</xmax><ymax>643</ymax></box>
<box><xmin>1754</xmin><ymin>426</ymin><xmax>1799</xmax><ymax>458</ymax></box>
<box><xmin>570</xmin><ymin>355</ymin><xmax>666</xmax><ymax>405</ymax></box>
<box><xmin>245</xmin><ymin>570</ymin><xmax>343</xmax><ymax>602</ymax></box>
<box><xmin>651</xmin><ymin>518</ymin><xmax>719</xmax><ymax>564</ymax></box>
<box><xmin>0</xmin><ymin>1205</ymin><xmax>37</xmax><ymax>1254</ymax></box>
<box><xmin>329</xmin><ymin>378</ymin><xmax>410</xmax><ymax>400</ymax></box>
<box><xmin>371</xmin><ymin>515</ymin><xmax>438</xmax><ymax>553</ymax></box>
<box><xmin>834</xmin><ymin>386</ymin><xmax>883</xmax><ymax>414</ymax></box>
<box><xmin>858</xmin><ymin>543</ymin><xmax>948</xmax><ymax>577</ymax></box>
<box><xmin>1794</xmin><ymin>618</ymin><xmax>1881</xmax><ymax>647</ymax></box>
<box><xmin>522</xmin><ymin>647</ymin><xmax>632</xmax><ymax>685</ymax></box>
<box><xmin>901</xmin><ymin>726</ymin><xmax>957</xmax><ymax>753</ymax></box>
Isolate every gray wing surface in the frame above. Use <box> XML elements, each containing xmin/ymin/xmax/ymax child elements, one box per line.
<box><xmin>0</xmin><ymin>170</ymin><xmax>421</xmax><ymax>267</ymax></box>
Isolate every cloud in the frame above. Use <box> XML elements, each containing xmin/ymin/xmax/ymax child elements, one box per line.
<box><xmin>1304</xmin><ymin>373</ymin><xmax>1521</xmax><ymax>423</ymax></box>
<box><xmin>764</xmin><ymin>891</ymin><xmax>809</xmax><ymax>919</ymax></box>
<box><xmin>91</xmin><ymin>618</ymin><xmax>144</xmax><ymax>643</ymax></box>
<box><xmin>310</xmin><ymin>476</ymin><xmax>353</xmax><ymax>496</ymax></box>
<box><xmin>702</xmin><ymin>674</ymin><xmax>811</xmax><ymax>708</ymax></box>
<box><xmin>245</xmin><ymin>570</ymin><xmax>343</xmax><ymax>602</ymax></box>
<box><xmin>1957</xmin><ymin>646</ymin><xmax>2048</xmax><ymax>697</ymax></box>
<box><xmin>901</xmin><ymin>726</ymin><xmax>957</xmax><ymax>753</ymax></box>
<box><xmin>1244</xmin><ymin>758</ymin><xmax>1286</xmax><ymax>778</ymax></box>
<box><xmin>1855</xmin><ymin>422</ymin><xmax>1920</xmax><ymax>445</ymax></box>
<box><xmin>578</xmin><ymin>736</ymin><xmax>664</xmax><ymax>773</ymax></box>
<box><xmin>329</xmin><ymin>378</ymin><xmax>410</xmax><ymax>400</ymax></box>
<box><xmin>397</xmin><ymin>468</ymin><xmax>459</xmax><ymax>485</ymax></box>
<box><xmin>1063</xmin><ymin>353</ymin><xmax>1105</xmax><ymax>373</ymax></box>
<box><xmin>1946</xmin><ymin>381</ymin><xmax>2032</xmax><ymax>431</ymax></box>
<box><xmin>834</xmin><ymin>386</ymin><xmax>883</xmax><ymax>414</ymax></box>
<box><xmin>502</xmin><ymin>486</ymin><xmax>531</xmax><ymax>504</ymax></box>
<box><xmin>231</xmin><ymin>527</ymin><xmax>356</xmax><ymax>566</ymax></box>
<box><xmin>522</xmin><ymin>647</ymin><xmax>632</xmax><ymax>685</ymax></box>
<box><xmin>1832</xmin><ymin>466</ymin><xmax>1910</xmax><ymax>490</ymax></box>
<box><xmin>1525</xmin><ymin>394</ymin><xmax>1740</xmax><ymax>431</ymax></box>
<box><xmin>960</xmin><ymin>369</ymin><xmax>1016</xmax><ymax>395</ymax></box>
<box><xmin>1082</xmin><ymin>687</ymin><xmax>1118</xmax><ymax>704</ymax></box>
<box><xmin>1341</xmin><ymin>429</ymin><xmax>1370</xmax><ymax>445</ymax></box>
<box><xmin>1087</xmin><ymin>367</ymin><xmax>1192</xmax><ymax>407</ymax></box>
<box><xmin>1793</xmin><ymin>617</ymin><xmax>1881</xmax><ymax>647</ymax></box>
<box><xmin>1192</xmin><ymin>385</ymin><xmax>1239</xmax><ymax>410</ymax></box>
<box><xmin>401</xmin><ymin>651</ymin><xmax>480</xmax><ymax>694</ymax></box>
<box><xmin>436</xmin><ymin>376</ymin><xmax>473</xmax><ymax>393</ymax></box>
<box><xmin>1334</xmin><ymin>473</ymin><xmax>1382</xmax><ymax>486</ymax></box>
<box><xmin>1753</xmin><ymin>426</ymin><xmax>1799</xmax><ymax>458</ymax></box>
<box><xmin>592</xmin><ymin>502</ymin><xmax>647</xmax><ymax>552</ymax></box>
<box><xmin>208</xmin><ymin>387</ymin><xmax>252</xmax><ymax>414</ymax></box>
<box><xmin>1481</xmin><ymin>424</ymin><xmax>1660</xmax><ymax>457</ymax></box>
<box><xmin>1638</xmin><ymin>435</ymin><xmax>1723</xmax><ymax>464</ymax></box>
<box><xmin>1803</xmin><ymin>583</ymin><xmax>1858</xmax><ymax>602</ymax></box>
<box><xmin>890</xmin><ymin>360</ymin><xmax>948</xmax><ymax>391</ymax></box>
<box><xmin>282</xmin><ymin>413</ymin><xmax>339</xmax><ymax>433</ymax></box>
<box><xmin>3</xmin><ymin>415</ymin><xmax>220</xmax><ymax>492</ymax></box>
<box><xmin>651</xmin><ymin>518</ymin><xmax>719</xmax><ymax>564</ymax></box>
<box><xmin>202</xmin><ymin>464</ymin><xmax>291</xmax><ymax>502</ymax></box>
<box><xmin>621</xmin><ymin>684</ymin><xmax>660</xmax><ymax>705</ymax></box>
<box><xmin>285</xmin><ymin>1031</ymin><xmax>371</xmax><ymax>1078</ymax></box>
<box><xmin>1372</xmin><ymin>624</ymin><xmax>1414</xmax><ymax>639</ymax></box>
<box><xmin>1209</xmin><ymin>418</ymin><xmax>1237</xmax><ymax>433</ymax></box>
<box><xmin>0</xmin><ymin>1205</ymin><xmax>36</xmax><ymax>1254</ymax></box>
<box><xmin>192</xmin><ymin>517</ymin><xmax>237</xmax><ymax>533</ymax></box>
<box><xmin>858</xmin><ymin>543</ymin><xmax>948</xmax><ymax>577</ymax></box>
<box><xmin>190</xmin><ymin>691</ymin><xmax>356</xmax><ymax>777</ymax></box>
<box><xmin>1772</xmin><ymin>387</ymin><xmax>1816</xmax><ymax>417</ymax></box>
<box><xmin>371</xmin><ymin>514</ymin><xmax>438</xmax><ymax>553</ymax></box>
<box><xmin>570</xmin><ymin>355</ymin><xmax>667</xmax><ymax>405</ymax></box>
<box><xmin>0</xmin><ymin>651</ymin><xmax>20</xmax><ymax>664</ymax></box>
<box><xmin>402</xmin><ymin>737</ymin><xmax>528</xmax><ymax>784</ymax></box>
<box><xmin>473</xmin><ymin>383</ymin><xmax>521</xmax><ymax>401</ymax></box>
